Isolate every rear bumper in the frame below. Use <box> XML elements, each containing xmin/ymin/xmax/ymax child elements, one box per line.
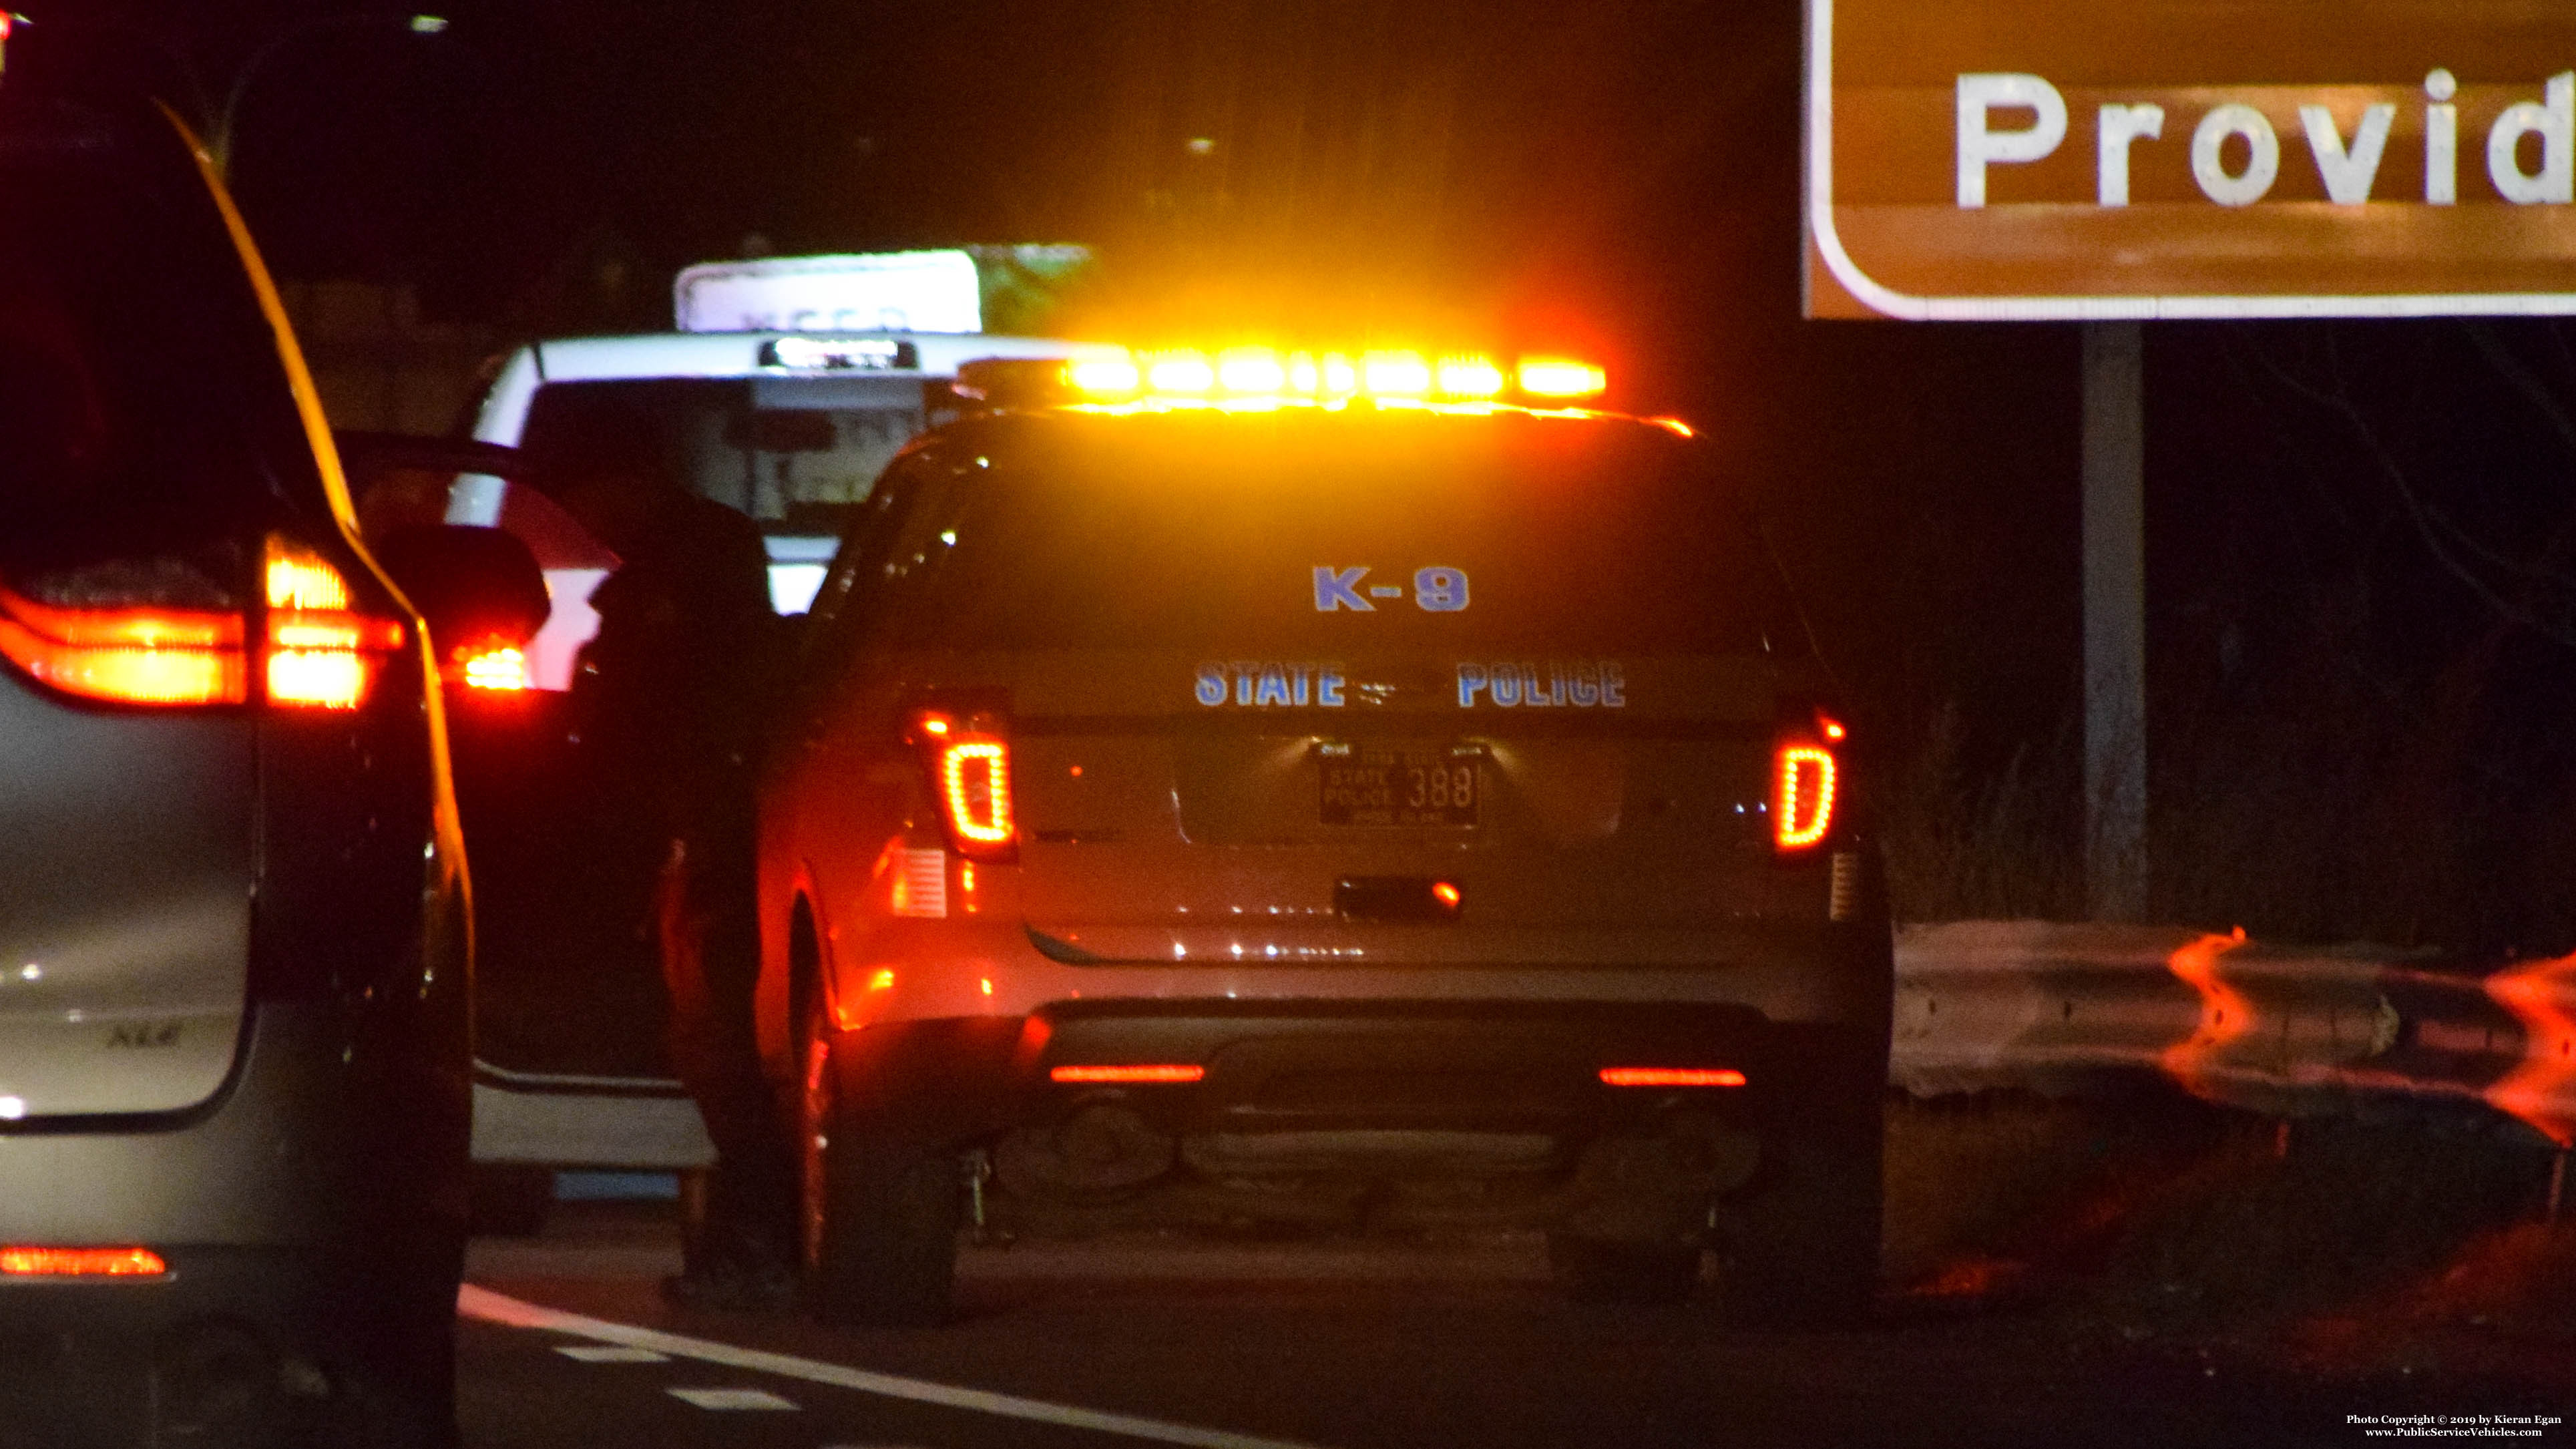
<box><xmin>825</xmin><ymin>1002</ymin><xmax>1888</xmax><ymax>1151</ymax></box>
<box><xmin>0</xmin><ymin>1242</ymin><xmax>325</xmax><ymax>1367</ymax></box>
<box><xmin>829</xmin><ymin>915</ymin><xmax>1896</xmax><ymax>1038</ymax></box>
<box><xmin>1038</xmin><ymin>1000</ymin><xmax>1780</xmax><ymax>1136</ymax></box>
<box><xmin>0</xmin><ymin>1004</ymin><xmax>466</xmax><ymax>1430</ymax></box>
<box><xmin>812</xmin><ymin>911</ymin><xmax>1892</xmax><ymax>1145</ymax></box>
<box><xmin>0</xmin><ymin>1006</ymin><xmax>394</xmax><ymax>1246</ymax></box>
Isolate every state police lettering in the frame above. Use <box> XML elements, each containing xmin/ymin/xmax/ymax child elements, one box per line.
<box><xmin>1197</xmin><ymin>662</ymin><xmax>1348</xmax><ymax>707</ymax></box>
<box><xmin>1456</xmin><ymin>661</ymin><xmax>1625</xmax><ymax>708</ymax></box>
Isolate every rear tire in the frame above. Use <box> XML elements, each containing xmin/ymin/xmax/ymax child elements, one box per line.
<box><xmin>811</xmin><ymin>1126</ymin><xmax>961</xmax><ymax>1327</ymax></box>
<box><xmin>1548</xmin><ymin>1235</ymin><xmax>1703</xmax><ymax>1305</ymax></box>
<box><xmin>1722</xmin><ymin>1112</ymin><xmax>1882</xmax><ymax>1329</ymax></box>
<box><xmin>798</xmin><ymin>994</ymin><xmax>960</xmax><ymax>1327</ymax></box>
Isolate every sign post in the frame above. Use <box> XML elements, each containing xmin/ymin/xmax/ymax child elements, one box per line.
<box><xmin>2081</xmin><ymin>322</ymin><xmax>2145</xmax><ymax>919</ymax></box>
<box><xmin>1805</xmin><ymin>0</ymin><xmax>2576</xmax><ymax>918</ymax></box>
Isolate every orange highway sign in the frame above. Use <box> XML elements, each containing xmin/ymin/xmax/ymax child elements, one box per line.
<box><xmin>1805</xmin><ymin>0</ymin><xmax>2576</xmax><ymax>318</ymax></box>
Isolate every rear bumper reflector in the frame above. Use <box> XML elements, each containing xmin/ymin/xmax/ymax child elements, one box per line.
<box><xmin>1598</xmin><ymin>1068</ymin><xmax>1747</xmax><ymax>1088</ymax></box>
<box><xmin>0</xmin><ymin>1246</ymin><xmax>168</xmax><ymax>1277</ymax></box>
<box><xmin>1049</xmin><ymin>1064</ymin><xmax>1205</xmax><ymax>1084</ymax></box>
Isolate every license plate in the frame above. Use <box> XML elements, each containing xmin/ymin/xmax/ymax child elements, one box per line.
<box><xmin>1316</xmin><ymin>743</ymin><xmax>1484</xmax><ymax>828</ymax></box>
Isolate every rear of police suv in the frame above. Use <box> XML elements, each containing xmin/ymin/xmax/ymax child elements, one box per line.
<box><xmin>0</xmin><ymin>63</ymin><xmax>469</xmax><ymax>1447</ymax></box>
<box><xmin>771</xmin><ymin>385</ymin><xmax>1890</xmax><ymax>1323</ymax></box>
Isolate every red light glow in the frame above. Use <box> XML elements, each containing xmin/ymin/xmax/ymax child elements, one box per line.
<box><xmin>2485</xmin><ymin>952</ymin><xmax>2576</xmax><ymax>1147</ymax></box>
<box><xmin>1432</xmin><ymin>881</ymin><xmax>1462</xmax><ymax>909</ymax></box>
<box><xmin>459</xmin><ymin>646</ymin><xmax>528</xmax><ymax>690</ymax></box>
<box><xmin>0</xmin><ymin>1246</ymin><xmax>167</xmax><ymax>1277</ymax></box>
<box><xmin>1598</xmin><ymin>1067</ymin><xmax>1747</xmax><ymax>1088</ymax></box>
<box><xmin>1049</xmin><ymin>1064</ymin><xmax>1205</xmax><ymax>1084</ymax></box>
<box><xmin>2159</xmin><ymin>928</ymin><xmax>2252</xmax><ymax>1098</ymax></box>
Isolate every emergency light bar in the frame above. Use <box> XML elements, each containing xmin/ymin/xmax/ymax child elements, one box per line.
<box><xmin>1056</xmin><ymin>347</ymin><xmax>1608</xmax><ymax>407</ymax></box>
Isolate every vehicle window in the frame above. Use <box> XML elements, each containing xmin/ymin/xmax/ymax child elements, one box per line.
<box><xmin>0</xmin><ymin>97</ymin><xmax>318</xmax><ymax>606</ymax></box>
<box><xmin>519</xmin><ymin>376</ymin><xmax>928</xmax><ymax>534</ymax></box>
<box><xmin>853</xmin><ymin>418</ymin><xmax>1801</xmax><ymax>655</ymax></box>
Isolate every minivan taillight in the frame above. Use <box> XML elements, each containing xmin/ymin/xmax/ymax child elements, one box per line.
<box><xmin>263</xmin><ymin>535</ymin><xmax>403</xmax><ymax>710</ymax></box>
<box><xmin>0</xmin><ymin>588</ymin><xmax>246</xmax><ymax>705</ymax></box>
<box><xmin>910</xmin><ymin>706</ymin><xmax>1016</xmax><ymax>861</ymax></box>
<box><xmin>0</xmin><ymin>534</ymin><xmax>404</xmax><ymax>711</ymax></box>
<box><xmin>1773</xmin><ymin>711</ymin><xmax>1844</xmax><ymax>853</ymax></box>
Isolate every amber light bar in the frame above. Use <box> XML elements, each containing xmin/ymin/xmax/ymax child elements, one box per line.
<box><xmin>0</xmin><ymin>1245</ymin><xmax>168</xmax><ymax>1277</ymax></box>
<box><xmin>1049</xmin><ymin>1064</ymin><xmax>1206</xmax><ymax>1084</ymax></box>
<box><xmin>1598</xmin><ymin>1067</ymin><xmax>1747</xmax><ymax>1088</ymax></box>
<box><xmin>1064</xmin><ymin>346</ymin><xmax>1608</xmax><ymax>405</ymax></box>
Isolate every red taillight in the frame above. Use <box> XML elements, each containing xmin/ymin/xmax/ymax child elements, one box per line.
<box><xmin>1773</xmin><ymin>710</ymin><xmax>1844</xmax><ymax>852</ymax></box>
<box><xmin>1774</xmin><ymin>745</ymin><xmax>1837</xmax><ymax>849</ymax></box>
<box><xmin>0</xmin><ymin>588</ymin><xmax>246</xmax><ymax>705</ymax></box>
<box><xmin>264</xmin><ymin>536</ymin><xmax>402</xmax><ymax>710</ymax></box>
<box><xmin>1050</xmin><ymin>1064</ymin><xmax>1205</xmax><ymax>1084</ymax></box>
<box><xmin>0</xmin><ymin>1245</ymin><xmax>168</xmax><ymax>1277</ymax></box>
<box><xmin>0</xmin><ymin>536</ymin><xmax>403</xmax><ymax>711</ymax></box>
<box><xmin>912</xmin><ymin>706</ymin><xmax>1016</xmax><ymax>860</ymax></box>
<box><xmin>457</xmin><ymin>644</ymin><xmax>529</xmax><ymax>690</ymax></box>
<box><xmin>1599</xmin><ymin>1067</ymin><xmax>1747</xmax><ymax>1088</ymax></box>
<box><xmin>941</xmin><ymin>741</ymin><xmax>1012</xmax><ymax>845</ymax></box>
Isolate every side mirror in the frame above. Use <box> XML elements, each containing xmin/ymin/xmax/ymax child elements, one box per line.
<box><xmin>370</xmin><ymin>524</ymin><xmax>550</xmax><ymax>676</ymax></box>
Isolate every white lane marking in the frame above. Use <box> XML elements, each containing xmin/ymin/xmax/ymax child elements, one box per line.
<box><xmin>557</xmin><ymin>1345</ymin><xmax>670</xmax><ymax>1364</ymax></box>
<box><xmin>669</xmin><ymin>1387</ymin><xmax>799</xmax><ymax>1411</ymax></box>
<box><xmin>460</xmin><ymin>1285</ymin><xmax>1333</xmax><ymax>1449</ymax></box>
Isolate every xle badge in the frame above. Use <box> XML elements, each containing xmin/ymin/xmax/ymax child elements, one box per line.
<box><xmin>106</xmin><ymin>1022</ymin><xmax>182</xmax><ymax>1049</ymax></box>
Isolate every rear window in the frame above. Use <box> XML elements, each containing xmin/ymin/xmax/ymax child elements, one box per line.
<box><xmin>848</xmin><ymin>414</ymin><xmax>1802</xmax><ymax>655</ymax></box>
<box><xmin>518</xmin><ymin>376</ymin><xmax>930</xmax><ymax>534</ymax></box>
<box><xmin>0</xmin><ymin>95</ymin><xmax>318</xmax><ymax>606</ymax></box>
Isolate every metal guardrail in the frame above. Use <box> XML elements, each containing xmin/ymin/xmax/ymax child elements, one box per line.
<box><xmin>1890</xmin><ymin>921</ymin><xmax>2576</xmax><ymax>1149</ymax></box>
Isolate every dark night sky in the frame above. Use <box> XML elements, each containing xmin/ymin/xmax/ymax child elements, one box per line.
<box><xmin>28</xmin><ymin>1</ymin><xmax>2576</xmax><ymax>948</ymax></box>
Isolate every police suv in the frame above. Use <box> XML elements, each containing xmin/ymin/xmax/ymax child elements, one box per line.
<box><xmin>759</xmin><ymin>349</ymin><xmax>1893</xmax><ymax>1323</ymax></box>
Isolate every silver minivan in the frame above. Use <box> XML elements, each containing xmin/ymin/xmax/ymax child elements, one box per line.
<box><xmin>0</xmin><ymin>69</ymin><xmax>471</xmax><ymax>1448</ymax></box>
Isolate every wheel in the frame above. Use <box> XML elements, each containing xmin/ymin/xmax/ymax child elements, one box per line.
<box><xmin>1721</xmin><ymin>1110</ymin><xmax>1882</xmax><ymax>1328</ymax></box>
<box><xmin>1547</xmin><ymin>1235</ymin><xmax>1703</xmax><ymax>1305</ymax></box>
<box><xmin>318</xmin><ymin>1227</ymin><xmax>466</xmax><ymax>1449</ymax></box>
<box><xmin>798</xmin><ymin>992</ymin><xmax>960</xmax><ymax>1327</ymax></box>
<box><xmin>467</xmin><ymin>1165</ymin><xmax>553</xmax><ymax>1238</ymax></box>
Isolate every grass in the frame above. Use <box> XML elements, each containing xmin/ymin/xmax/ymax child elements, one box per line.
<box><xmin>1881</xmin><ymin>1089</ymin><xmax>2571</xmax><ymax>1386</ymax></box>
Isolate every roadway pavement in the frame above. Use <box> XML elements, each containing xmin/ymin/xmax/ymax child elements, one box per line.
<box><xmin>458</xmin><ymin>1199</ymin><xmax>2556</xmax><ymax>1449</ymax></box>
